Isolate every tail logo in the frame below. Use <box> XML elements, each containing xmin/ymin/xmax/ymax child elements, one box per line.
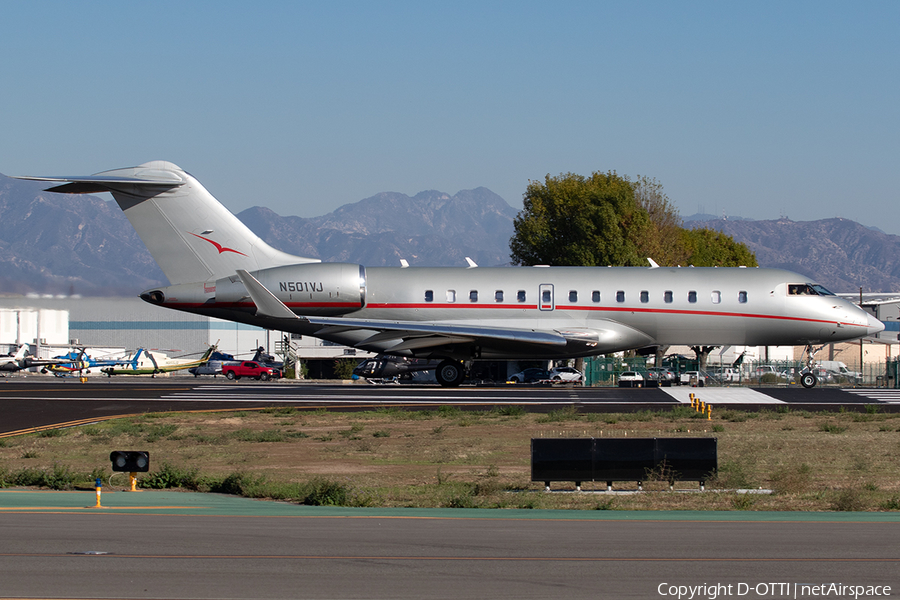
<box><xmin>189</xmin><ymin>233</ymin><xmax>248</xmax><ymax>257</ymax></box>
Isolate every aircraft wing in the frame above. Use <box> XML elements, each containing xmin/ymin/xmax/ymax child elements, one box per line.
<box><xmin>308</xmin><ymin>316</ymin><xmax>568</xmax><ymax>353</ymax></box>
<box><xmin>305</xmin><ymin>316</ymin><xmax>653</xmax><ymax>356</ymax></box>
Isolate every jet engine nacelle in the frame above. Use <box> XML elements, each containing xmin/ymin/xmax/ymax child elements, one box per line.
<box><xmin>215</xmin><ymin>263</ymin><xmax>366</xmax><ymax>316</ymax></box>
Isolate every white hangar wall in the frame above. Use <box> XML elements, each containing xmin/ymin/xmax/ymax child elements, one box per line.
<box><xmin>0</xmin><ymin>296</ymin><xmax>367</xmax><ymax>362</ymax></box>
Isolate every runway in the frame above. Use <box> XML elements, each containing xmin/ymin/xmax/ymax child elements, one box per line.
<box><xmin>1</xmin><ymin>378</ymin><xmax>899</xmax><ymax>437</ymax></box>
<box><xmin>2</xmin><ymin>381</ymin><xmax>899</xmax><ymax>599</ymax></box>
<box><xmin>0</xmin><ymin>492</ymin><xmax>898</xmax><ymax>600</ymax></box>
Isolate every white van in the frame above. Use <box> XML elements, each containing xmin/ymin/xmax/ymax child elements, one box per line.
<box><xmin>817</xmin><ymin>361</ymin><xmax>861</xmax><ymax>381</ymax></box>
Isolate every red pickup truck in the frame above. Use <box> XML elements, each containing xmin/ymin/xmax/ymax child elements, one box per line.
<box><xmin>222</xmin><ymin>361</ymin><xmax>279</xmax><ymax>381</ymax></box>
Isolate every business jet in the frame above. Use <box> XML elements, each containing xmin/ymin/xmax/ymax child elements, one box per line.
<box><xmin>15</xmin><ymin>161</ymin><xmax>883</xmax><ymax>388</ymax></box>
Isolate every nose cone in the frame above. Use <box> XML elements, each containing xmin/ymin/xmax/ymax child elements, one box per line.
<box><xmin>867</xmin><ymin>313</ymin><xmax>885</xmax><ymax>336</ymax></box>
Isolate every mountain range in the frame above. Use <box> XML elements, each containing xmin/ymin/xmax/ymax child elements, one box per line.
<box><xmin>0</xmin><ymin>171</ymin><xmax>897</xmax><ymax>295</ymax></box>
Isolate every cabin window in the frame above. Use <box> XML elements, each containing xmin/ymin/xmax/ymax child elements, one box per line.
<box><xmin>495</xmin><ymin>290</ymin><xmax>504</xmax><ymax>302</ymax></box>
<box><xmin>446</xmin><ymin>290</ymin><xmax>456</xmax><ymax>303</ymax></box>
<box><xmin>469</xmin><ymin>290</ymin><xmax>478</xmax><ymax>302</ymax></box>
<box><xmin>640</xmin><ymin>290</ymin><xmax>649</xmax><ymax>303</ymax></box>
<box><xmin>424</xmin><ymin>290</ymin><xmax>433</xmax><ymax>302</ymax></box>
<box><xmin>616</xmin><ymin>290</ymin><xmax>625</xmax><ymax>303</ymax></box>
<box><xmin>568</xmin><ymin>290</ymin><xmax>578</xmax><ymax>303</ymax></box>
<box><xmin>711</xmin><ymin>290</ymin><xmax>721</xmax><ymax>304</ymax></box>
<box><xmin>688</xmin><ymin>291</ymin><xmax>697</xmax><ymax>303</ymax></box>
<box><xmin>664</xmin><ymin>290</ymin><xmax>673</xmax><ymax>303</ymax></box>
<box><xmin>592</xmin><ymin>290</ymin><xmax>601</xmax><ymax>303</ymax></box>
<box><xmin>517</xmin><ymin>290</ymin><xmax>526</xmax><ymax>302</ymax></box>
<box><xmin>738</xmin><ymin>291</ymin><xmax>748</xmax><ymax>303</ymax></box>
<box><xmin>542</xmin><ymin>289</ymin><xmax>552</xmax><ymax>303</ymax></box>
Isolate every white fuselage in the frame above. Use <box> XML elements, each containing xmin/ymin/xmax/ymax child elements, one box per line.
<box><xmin>151</xmin><ymin>264</ymin><xmax>881</xmax><ymax>360</ymax></box>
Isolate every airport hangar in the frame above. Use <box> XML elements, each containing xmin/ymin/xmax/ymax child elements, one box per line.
<box><xmin>0</xmin><ymin>295</ymin><xmax>374</xmax><ymax>378</ymax></box>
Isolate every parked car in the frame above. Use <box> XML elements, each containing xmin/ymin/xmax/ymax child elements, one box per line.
<box><xmin>713</xmin><ymin>367</ymin><xmax>741</xmax><ymax>383</ymax></box>
<box><xmin>188</xmin><ymin>351</ymin><xmax>238</xmax><ymax>378</ymax></box>
<box><xmin>222</xmin><ymin>361</ymin><xmax>279</xmax><ymax>381</ymax></box>
<box><xmin>646</xmin><ymin>367</ymin><xmax>675</xmax><ymax>386</ymax></box>
<box><xmin>617</xmin><ymin>371</ymin><xmax>644</xmax><ymax>388</ymax></box>
<box><xmin>680</xmin><ymin>371</ymin><xmax>706</xmax><ymax>386</ymax></box>
<box><xmin>189</xmin><ymin>360</ymin><xmax>227</xmax><ymax>377</ymax></box>
<box><xmin>507</xmin><ymin>368</ymin><xmax>550</xmax><ymax>384</ymax></box>
<box><xmin>549</xmin><ymin>366</ymin><xmax>584</xmax><ymax>383</ymax></box>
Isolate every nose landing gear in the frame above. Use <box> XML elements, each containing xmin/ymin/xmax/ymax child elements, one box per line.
<box><xmin>800</xmin><ymin>343</ymin><xmax>824</xmax><ymax>389</ymax></box>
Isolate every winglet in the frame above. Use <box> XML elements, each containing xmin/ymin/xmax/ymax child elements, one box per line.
<box><xmin>235</xmin><ymin>270</ymin><xmax>300</xmax><ymax>320</ymax></box>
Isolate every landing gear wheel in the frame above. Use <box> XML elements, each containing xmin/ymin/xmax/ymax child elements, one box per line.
<box><xmin>435</xmin><ymin>360</ymin><xmax>465</xmax><ymax>387</ymax></box>
<box><xmin>800</xmin><ymin>372</ymin><xmax>817</xmax><ymax>389</ymax></box>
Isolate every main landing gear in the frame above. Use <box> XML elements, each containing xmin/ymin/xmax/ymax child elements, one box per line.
<box><xmin>435</xmin><ymin>359</ymin><xmax>466</xmax><ymax>387</ymax></box>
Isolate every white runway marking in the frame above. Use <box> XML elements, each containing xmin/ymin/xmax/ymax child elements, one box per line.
<box><xmin>843</xmin><ymin>390</ymin><xmax>900</xmax><ymax>404</ymax></box>
<box><xmin>661</xmin><ymin>387</ymin><xmax>786</xmax><ymax>404</ymax></box>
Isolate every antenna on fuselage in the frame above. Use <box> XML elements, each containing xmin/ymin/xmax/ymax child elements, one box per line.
<box><xmin>647</xmin><ymin>258</ymin><xmax>659</xmax><ymax>268</ymax></box>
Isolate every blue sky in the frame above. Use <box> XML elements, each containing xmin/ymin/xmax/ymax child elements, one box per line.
<box><xmin>2</xmin><ymin>1</ymin><xmax>897</xmax><ymax>232</ymax></box>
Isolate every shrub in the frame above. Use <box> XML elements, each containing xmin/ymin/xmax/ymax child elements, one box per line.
<box><xmin>537</xmin><ymin>406</ymin><xmax>580</xmax><ymax>423</ymax></box>
<box><xmin>302</xmin><ymin>478</ymin><xmax>350</xmax><ymax>506</ymax></box>
<box><xmin>830</xmin><ymin>488</ymin><xmax>867</xmax><ymax>512</ymax></box>
<box><xmin>819</xmin><ymin>422</ymin><xmax>848</xmax><ymax>434</ymax></box>
<box><xmin>492</xmin><ymin>405</ymin><xmax>526</xmax><ymax>417</ymax></box>
<box><xmin>141</xmin><ymin>462</ymin><xmax>203</xmax><ymax>490</ymax></box>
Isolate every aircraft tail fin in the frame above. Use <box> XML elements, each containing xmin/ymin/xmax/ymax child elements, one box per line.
<box><xmin>14</xmin><ymin>161</ymin><xmax>319</xmax><ymax>285</ymax></box>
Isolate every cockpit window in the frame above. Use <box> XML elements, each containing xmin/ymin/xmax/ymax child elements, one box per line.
<box><xmin>811</xmin><ymin>284</ymin><xmax>835</xmax><ymax>296</ymax></box>
<box><xmin>788</xmin><ymin>283</ymin><xmax>831</xmax><ymax>296</ymax></box>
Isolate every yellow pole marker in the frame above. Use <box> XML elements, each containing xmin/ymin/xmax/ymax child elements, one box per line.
<box><xmin>129</xmin><ymin>472</ymin><xmax>139</xmax><ymax>492</ymax></box>
<box><xmin>93</xmin><ymin>477</ymin><xmax>103</xmax><ymax>508</ymax></box>
<box><xmin>707</xmin><ymin>405</ymin><xmax>712</xmax><ymax>420</ymax></box>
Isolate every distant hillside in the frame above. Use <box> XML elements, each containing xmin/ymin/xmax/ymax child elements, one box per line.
<box><xmin>0</xmin><ymin>174</ymin><xmax>165</xmax><ymax>295</ymax></box>
<box><xmin>238</xmin><ymin>187</ymin><xmax>518</xmax><ymax>267</ymax></box>
<box><xmin>688</xmin><ymin>218</ymin><xmax>900</xmax><ymax>293</ymax></box>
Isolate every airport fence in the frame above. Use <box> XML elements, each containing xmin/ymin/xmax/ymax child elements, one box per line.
<box><xmin>584</xmin><ymin>356</ymin><xmax>896</xmax><ymax>388</ymax></box>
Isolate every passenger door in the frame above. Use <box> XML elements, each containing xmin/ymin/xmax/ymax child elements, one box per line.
<box><xmin>539</xmin><ymin>284</ymin><xmax>554</xmax><ymax>311</ymax></box>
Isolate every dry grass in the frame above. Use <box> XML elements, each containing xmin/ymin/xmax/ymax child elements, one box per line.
<box><xmin>2</xmin><ymin>405</ymin><xmax>900</xmax><ymax>511</ymax></box>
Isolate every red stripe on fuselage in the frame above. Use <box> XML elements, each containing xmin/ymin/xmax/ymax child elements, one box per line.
<box><xmin>159</xmin><ymin>301</ymin><xmax>856</xmax><ymax>328</ymax></box>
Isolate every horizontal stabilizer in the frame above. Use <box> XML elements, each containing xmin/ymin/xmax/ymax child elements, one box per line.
<box><xmin>14</xmin><ymin>171</ymin><xmax>185</xmax><ymax>195</ymax></box>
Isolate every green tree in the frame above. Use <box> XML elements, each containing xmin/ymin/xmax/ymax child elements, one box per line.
<box><xmin>631</xmin><ymin>175</ymin><xmax>688</xmax><ymax>267</ymax></box>
<box><xmin>680</xmin><ymin>227</ymin><xmax>758</xmax><ymax>267</ymax></box>
<box><xmin>510</xmin><ymin>171</ymin><xmax>652</xmax><ymax>267</ymax></box>
<box><xmin>510</xmin><ymin>170</ymin><xmax>757</xmax><ymax>269</ymax></box>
